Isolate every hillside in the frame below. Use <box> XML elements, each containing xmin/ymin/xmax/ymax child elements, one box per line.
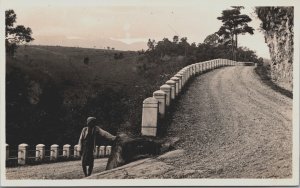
<box><xmin>6</xmin><ymin>45</ymin><xmax>186</xmax><ymax>148</ymax></box>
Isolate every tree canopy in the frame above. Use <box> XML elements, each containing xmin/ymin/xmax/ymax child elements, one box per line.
<box><xmin>5</xmin><ymin>9</ymin><xmax>34</xmax><ymax>56</ymax></box>
<box><xmin>216</xmin><ymin>6</ymin><xmax>254</xmax><ymax>60</ymax></box>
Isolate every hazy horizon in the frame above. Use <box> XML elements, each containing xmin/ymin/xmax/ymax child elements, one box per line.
<box><xmin>3</xmin><ymin>0</ymin><xmax>276</xmax><ymax>58</ymax></box>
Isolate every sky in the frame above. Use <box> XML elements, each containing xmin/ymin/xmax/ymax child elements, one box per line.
<box><xmin>3</xmin><ymin>0</ymin><xmax>297</xmax><ymax>59</ymax></box>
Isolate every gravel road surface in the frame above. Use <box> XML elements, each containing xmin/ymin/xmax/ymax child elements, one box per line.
<box><xmin>161</xmin><ymin>66</ymin><xmax>292</xmax><ymax>178</ymax></box>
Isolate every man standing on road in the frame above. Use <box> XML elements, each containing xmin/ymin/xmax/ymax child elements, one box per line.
<box><xmin>78</xmin><ymin>117</ymin><xmax>116</xmax><ymax>177</ymax></box>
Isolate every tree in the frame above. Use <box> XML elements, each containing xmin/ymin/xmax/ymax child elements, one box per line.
<box><xmin>6</xmin><ymin>9</ymin><xmax>34</xmax><ymax>56</ymax></box>
<box><xmin>147</xmin><ymin>39</ymin><xmax>156</xmax><ymax>51</ymax></box>
<box><xmin>216</xmin><ymin>6</ymin><xmax>254</xmax><ymax>60</ymax></box>
<box><xmin>203</xmin><ymin>33</ymin><xmax>220</xmax><ymax>46</ymax></box>
<box><xmin>179</xmin><ymin>37</ymin><xmax>189</xmax><ymax>57</ymax></box>
<box><xmin>172</xmin><ymin>35</ymin><xmax>179</xmax><ymax>44</ymax></box>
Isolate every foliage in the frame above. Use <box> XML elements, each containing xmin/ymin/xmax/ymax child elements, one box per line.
<box><xmin>144</xmin><ymin>35</ymin><xmax>262</xmax><ymax>65</ymax></box>
<box><xmin>114</xmin><ymin>52</ymin><xmax>124</xmax><ymax>60</ymax></box>
<box><xmin>5</xmin><ymin>9</ymin><xmax>34</xmax><ymax>56</ymax></box>
<box><xmin>203</xmin><ymin>33</ymin><xmax>220</xmax><ymax>46</ymax></box>
<box><xmin>216</xmin><ymin>6</ymin><xmax>254</xmax><ymax>60</ymax></box>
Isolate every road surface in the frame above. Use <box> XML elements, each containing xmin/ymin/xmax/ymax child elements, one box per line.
<box><xmin>6</xmin><ymin>66</ymin><xmax>292</xmax><ymax>179</ymax></box>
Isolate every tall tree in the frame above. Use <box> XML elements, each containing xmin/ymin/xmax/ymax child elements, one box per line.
<box><xmin>5</xmin><ymin>9</ymin><xmax>34</xmax><ymax>56</ymax></box>
<box><xmin>216</xmin><ymin>6</ymin><xmax>254</xmax><ymax>60</ymax></box>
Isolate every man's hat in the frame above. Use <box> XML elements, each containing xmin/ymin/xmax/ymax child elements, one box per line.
<box><xmin>87</xmin><ymin>117</ymin><xmax>96</xmax><ymax>125</ymax></box>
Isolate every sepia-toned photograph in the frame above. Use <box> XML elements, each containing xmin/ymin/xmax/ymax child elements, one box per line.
<box><xmin>1</xmin><ymin>0</ymin><xmax>299</xmax><ymax>186</ymax></box>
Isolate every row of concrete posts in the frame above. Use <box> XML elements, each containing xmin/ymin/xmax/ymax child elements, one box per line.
<box><xmin>141</xmin><ymin>59</ymin><xmax>238</xmax><ymax>136</ymax></box>
<box><xmin>6</xmin><ymin>143</ymin><xmax>112</xmax><ymax>165</ymax></box>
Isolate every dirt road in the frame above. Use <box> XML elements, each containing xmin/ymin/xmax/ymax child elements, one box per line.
<box><xmin>160</xmin><ymin>66</ymin><xmax>292</xmax><ymax>178</ymax></box>
<box><xmin>6</xmin><ymin>66</ymin><xmax>292</xmax><ymax>179</ymax></box>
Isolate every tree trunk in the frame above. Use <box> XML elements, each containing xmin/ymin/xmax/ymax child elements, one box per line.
<box><xmin>231</xmin><ymin>34</ymin><xmax>234</xmax><ymax>61</ymax></box>
<box><xmin>235</xmin><ymin>34</ymin><xmax>238</xmax><ymax>61</ymax></box>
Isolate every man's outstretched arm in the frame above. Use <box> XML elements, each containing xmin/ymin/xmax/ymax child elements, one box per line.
<box><xmin>96</xmin><ymin>126</ymin><xmax>116</xmax><ymax>141</ymax></box>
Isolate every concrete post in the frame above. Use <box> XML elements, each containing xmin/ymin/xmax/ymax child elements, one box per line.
<box><xmin>170</xmin><ymin>77</ymin><xmax>180</xmax><ymax>96</ymax></box>
<box><xmin>160</xmin><ymin>84</ymin><xmax>171</xmax><ymax>107</ymax></box>
<box><xmin>153</xmin><ymin>90</ymin><xmax>166</xmax><ymax>118</ymax></box>
<box><xmin>35</xmin><ymin>144</ymin><xmax>45</xmax><ymax>161</ymax></box>
<box><xmin>174</xmin><ymin>74</ymin><xmax>183</xmax><ymax>92</ymax></box>
<box><xmin>190</xmin><ymin>65</ymin><xmax>194</xmax><ymax>77</ymax></box>
<box><xmin>74</xmin><ymin>145</ymin><xmax>80</xmax><ymax>158</ymax></box>
<box><xmin>193</xmin><ymin>64</ymin><xmax>196</xmax><ymax>75</ymax></box>
<box><xmin>187</xmin><ymin>67</ymin><xmax>191</xmax><ymax>80</ymax></box>
<box><xmin>94</xmin><ymin>146</ymin><xmax>99</xmax><ymax>158</ymax></box>
<box><xmin>197</xmin><ymin>63</ymin><xmax>200</xmax><ymax>74</ymax></box>
<box><xmin>105</xmin><ymin>146</ymin><xmax>112</xmax><ymax>156</ymax></box>
<box><xmin>191</xmin><ymin>64</ymin><xmax>195</xmax><ymax>76</ymax></box>
<box><xmin>166</xmin><ymin>80</ymin><xmax>176</xmax><ymax>100</ymax></box>
<box><xmin>99</xmin><ymin>146</ymin><xmax>105</xmax><ymax>157</ymax></box>
<box><xmin>50</xmin><ymin>144</ymin><xmax>59</xmax><ymax>161</ymax></box>
<box><xmin>63</xmin><ymin>144</ymin><xmax>71</xmax><ymax>158</ymax></box>
<box><xmin>6</xmin><ymin>144</ymin><xmax>9</xmax><ymax>161</ymax></box>
<box><xmin>18</xmin><ymin>143</ymin><xmax>28</xmax><ymax>165</ymax></box>
<box><xmin>178</xmin><ymin>70</ymin><xmax>184</xmax><ymax>83</ymax></box>
<box><xmin>141</xmin><ymin>97</ymin><xmax>159</xmax><ymax>136</ymax></box>
<box><xmin>181</xmin><ymin>69</ymin><xmax>187</xmax><ymax>85</ymax></box>
<box><xmin>185</xmin><ymin>67</ymin><xmax>189</xmax><ymax>83</ymax></box>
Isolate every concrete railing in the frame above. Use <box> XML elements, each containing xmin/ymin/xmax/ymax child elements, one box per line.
<box><xmin>6</xmin><ymin>143</ymin><xmax>112</xmax><ymax>166</ymax></box>
<box><xmin>141</xmin><ymin>59</ymin><xmax>254</xmax><ymax>136</ymax></box>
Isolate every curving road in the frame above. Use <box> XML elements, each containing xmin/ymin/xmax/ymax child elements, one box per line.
<box><xmin>162</xmin><ymin>65</ymin><xmax>292</xmax><ymax>178</ymax></box>
<box><xmin>6</xmin><ymin>66</ymin><xmax>293</xmax><ymax>179</ymax></box>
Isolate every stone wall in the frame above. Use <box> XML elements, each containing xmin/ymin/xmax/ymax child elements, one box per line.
<box><xmin>256</xmin><ymin>7</ymin><xmax>294</xmax><ymax>90</ymax></box>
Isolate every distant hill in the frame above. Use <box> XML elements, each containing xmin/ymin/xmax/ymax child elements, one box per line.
<box><xmin>31</xmin><ymin>35</ymin><xmax>147</xmax><ymax>51</ymax></box>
